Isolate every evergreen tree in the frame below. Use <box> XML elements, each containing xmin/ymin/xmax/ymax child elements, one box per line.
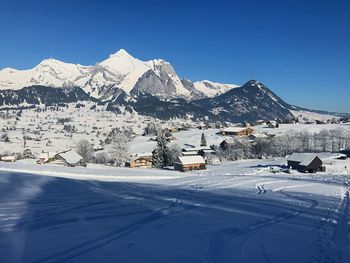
<box><xmin>200</xmin><ymin>132</ymin><xmax>207</xmax><ymax>146</ymax></box>
<box><xmin>152</xmin><ymin>132</ymin><xmax>168</xmax><ymax>168</ymax></box>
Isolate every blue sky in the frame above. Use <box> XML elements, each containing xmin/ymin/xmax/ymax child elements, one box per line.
<box><xmin>0</xmin><ymin>0</ymin><xmax>349</xmax><ymax>113</ymax></box>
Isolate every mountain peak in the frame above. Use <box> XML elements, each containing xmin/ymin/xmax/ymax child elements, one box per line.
<box><xmin>38</xmin><ymin>58</ymin><xmax>66</xmax><ymax>67</ymax></box>
<box><xmin>243</xmin><ymin>80</ymin><xmax>266</xmax><ymax>90</ymax></box>
<box><xmin>244</xmin><ymin>80</ymin><xmax>261</xmax><ymax>86</ymax></box>
<box><xmin>109</xmin><ymin>49</ymin><xmax>133</xmax><ymax>59</ymax></box>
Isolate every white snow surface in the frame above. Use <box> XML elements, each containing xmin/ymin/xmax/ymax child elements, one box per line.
<box><xmin>194</xmin><ymin>80</ymin><xmax>238</xmax><ymax>97</ymax></box>
<box><xmin>0</xmin><ymin>59</ymin><xmax>91</xmax><ymax>90</ymax></box>
<box><xmin>0</xmin><ymin>158</ymin><xmax>350</xmax><ymax>262</ymax></box>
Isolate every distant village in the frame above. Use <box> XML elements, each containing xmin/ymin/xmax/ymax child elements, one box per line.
<box><xmin>0</xmin><ymin>103</ymin><xmax>350</xmax><ymax>174</ymax></box>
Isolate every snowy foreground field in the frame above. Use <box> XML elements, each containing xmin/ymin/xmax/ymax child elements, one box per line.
<box><xmin>0</xmin><ymin>160</ymin><xmax>350</xmax><ymax>263</ymax></box>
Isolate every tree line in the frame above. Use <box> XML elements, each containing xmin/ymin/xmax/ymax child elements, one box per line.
<box><xmin>217</xmin><ymin>128</ymin><xmax>350</xmax><ymax>161</ymax></box>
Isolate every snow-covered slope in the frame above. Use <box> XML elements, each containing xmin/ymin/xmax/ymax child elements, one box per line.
<box><xmin>82</xmin><ymin>49</ymin><xmax>151</xmax><ymax>97</ymax></box>
<box><xmin>193</xmin><ymin>80</ymin><xmax>238</xmax><ymax>97</ymax></box>
<box><xmin>0</xmin><ymin>49</ymin><xmax>238</xmax><ymax>100</ymax></box>
<box><xmin>1</xmin><ymin>161</ymin><xmax>349</xmax><ymax>262</ymax></box>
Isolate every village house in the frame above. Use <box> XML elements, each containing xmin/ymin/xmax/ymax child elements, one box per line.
<box><xmin>219</xmin><ymin>127</ymin><xmax>255</xmax><ymax>136</ymax></box>
<box><xmin>126</xmin><ymin>152</ymin><xmax>153</xmax><ymax>168</ymax></box>
<box><xmin>287</xmin><ymin>153</ymin><xmax>325</xmax><ymax>173</ymax></box>
<box><xmin>0</xmin><ymin>155</ymin><xmax>17</xmax><ymax>162</ymax></box>
<box><xmin>37</xmin><ymin>151</ymin><xmax>57</xmax><ymax>164</ymax></box>
<box><xmin>267</xmin><ymin>120</ymin><xmax>279</xmax><ymax>128</ymax></box>
<box><xmin>182</xmin><ymin>146</ymin><xmax>216</xmax><ymax>162</ymax></box>
<box><xmin>53</xmin><ymin>150</ymin><xmax>84</xmax><ymax>167</ymax></box>
<box><xmin>182</xmin><ymin>146</ymin><xmax>212</xmax><ymax>155</ymax></box>
<box><xmin>166</xmin><ymin>127</ymin><xmax>179</xmax><ymax>133</ymax></box>
<box><xmin>174</xmin><ymin>155</ymin><xmax>206</xmax><ymax>172</ymax></box>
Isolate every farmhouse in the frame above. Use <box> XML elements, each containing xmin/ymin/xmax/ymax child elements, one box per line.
<box><xmin>219</xmin><ymin>127</ymin><xmax>255</xmax><ymax>136</ymax></box>
<box><xmin>287</xmin><ymin>153</ymin><xmax>324</xmax><ymax>173</ymax></box>
<box><xmin>174</xmin><ymin>155</ymin><xmax>206</xmax><ymax>172</ymax></box>
<box><xmin>53</xmin><ymin>150</ymin><xmax>84</xmax><ymax>167</ymax></box>
<box><xmin>126</xmin><ymin>152</ymin><xmax>153</xmax><ymax>168</ymax></box>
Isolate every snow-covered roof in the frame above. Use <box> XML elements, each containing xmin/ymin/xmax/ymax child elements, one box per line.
<box><xmin>1</xmin><ymin>155</ymin><xmax>16</xmax><ymax>161</ymax></box>
<box><xmin>39</xmin><ymin>152</ymin><xmax>56</xmax><ymax>159</ymax></box>
<box><xmin>131</xmin><ymin>152</ymin><xmax>153</xmax><ymax>160</ymax></box>
<box><xmin>313</xmin><ymin>152</ymin><xmax>347</xmax><ymax>161</ymax></box>
<box><xmin>133</xmin><ymin>152</ymin><xmax>153</xmax><ymax>157</ymax></box>
<box><xmin>183</xmin><ymin>146</ymin><xmax>211</xmax><ymax>152</ymax></box>
<box><xmin>178</xmin><ymin>155</ymin><xmax>206</xmax><ymax>165</ymax></box>
<box><xmin>287</xmin><ymin>153</ymin><xmax>320</xmax><ymax>166</ymax></box>
<box><xmin>220</xmin><ymin>127</ymin><xmax>254</xmax><ymax>133</ymax></box>
<box><xmin>249</xmin><ymin>133</ymin><xmax>269</xmax><ymax>138</ymax></box>
<box><xmin>56</xmin><ymin>150</ymin><xmax>83</xmax><ymax>165</ymax></box>
<box><xmin>202</xmin><ymin>149</ymin><xmax>215</xmax><ymax>153</ymax></box>
<box><xmin>182</xmin><ymin>151</ymin><xmax>198</xmax><ymax>156</ymax></box>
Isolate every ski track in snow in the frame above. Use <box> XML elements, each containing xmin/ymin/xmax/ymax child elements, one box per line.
<box><xmin>0</xmin><ymin>170</ymin><xmax>349</xmax><ymax>263</ymax></box>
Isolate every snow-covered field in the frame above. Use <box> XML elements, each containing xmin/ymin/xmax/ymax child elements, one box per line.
<box><xmin>1</xmin><ymin>103</ymin><xmax>349</xmax><ymax>157</ymax></box>
<box><xmin>1</xmin><ymin>159</ymin><xmax>349</xmax><ymax>263</ymax></box>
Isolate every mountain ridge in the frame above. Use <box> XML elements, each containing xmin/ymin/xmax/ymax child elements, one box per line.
<box><xmin>0</xmin><ymin>49</ymin><xmax>237</xmax><ymax>101</ymax></box>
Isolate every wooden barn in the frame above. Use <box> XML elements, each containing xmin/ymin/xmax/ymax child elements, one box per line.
<box><xmin>53</xmin><ymin>150</ymin><xmax>84</xmax><ymax>167</ymax></box>
<box><xmin>126</xmin><ymin>152</ymin><xmax>153</xmax><ymax>168</ymax></box>
<box><xmin>174</xmin><ymin>155</ymin><xmax>206</xmax><ymax>172</ymax></box>
<box><xmin>219</xmin><ymin>127</ymin><xmax>255</xmax><ymax>136</ymax></box>
<box><xmin>287</xmin><ymin>153</ymin><xmax>324</xmax><ymax>173</ymax></box>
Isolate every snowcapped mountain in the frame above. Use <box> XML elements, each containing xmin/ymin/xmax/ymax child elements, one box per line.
<box><xmin>0</xmin><ymin>59</ymin><xmax>91</xmax><ymax>90</ymax></box>
<box><xmin>193</xmin><ymin>80</ymin><xmax>238</xmax><ymax>97</ymax></box>
<box><xmin>0</xmin><ymin>49</ymin><xmax>237</xmax><ymax>100</ymax></box>
<box><xmin>192</xmin><ymin>80</ymin><xmax>295</xmax><ymax>122</ymax></box>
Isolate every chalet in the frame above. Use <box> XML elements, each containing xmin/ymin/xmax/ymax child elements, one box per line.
<box><xmin>182</xmin><ymin>151</ymin><xmax>198</xmax><ymax>156</ymax></box>
<box><xmin>174</xmin><ymin>155</ymin><xmax>206</xmax><ymax>172</ymax></box>
<box><xmin>126</xmin><ymin>152</ymin><xmax>153</xmax><ymax>168</ymax></box>
<box><xmin>166</xmin><ymin>127</ymin><xmax>178</xmax><ymax>133</ymax></box>
<box><xmin>53</xmin><ymin>150</ymin><xmax>84</xmax><ymax>167</ymax></box>
<box><xmin>267</xmin><ymin>121</ymin><xmax>279</xmax><ymax>128</ymax></box>
<box><xmin>182</xmin><ymin>146</ymin><xmax>212</xmax><ymax>154</ymax></box>
<box><xmin>37</xmin><ymin>152</ymin><xmax>57</xmax><ymax>164</ymax></box>
<box><xmin>287</xmin><ymin>153</ymin><xmax>324</xmax><ymax>173</ymax></box>
<box><xmin>0</xmin><ymin>155</ymin><xmax>16</xmax><ymax>162</ymax></box>
<box><xmin>219</xmin><ymin>127</ymin><xmax>255</xmax><ymax>136</ymax></box>
<box><xmin>182</xmin><ymin>146</ymin><xmax>215</xmax><ymax>160</ymax></box>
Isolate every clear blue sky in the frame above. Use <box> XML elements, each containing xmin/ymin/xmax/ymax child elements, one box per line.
<box><xmin>0</xmin><ymin>0</ymin><xmax>349</xmax><ymax>113</ymax></box>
